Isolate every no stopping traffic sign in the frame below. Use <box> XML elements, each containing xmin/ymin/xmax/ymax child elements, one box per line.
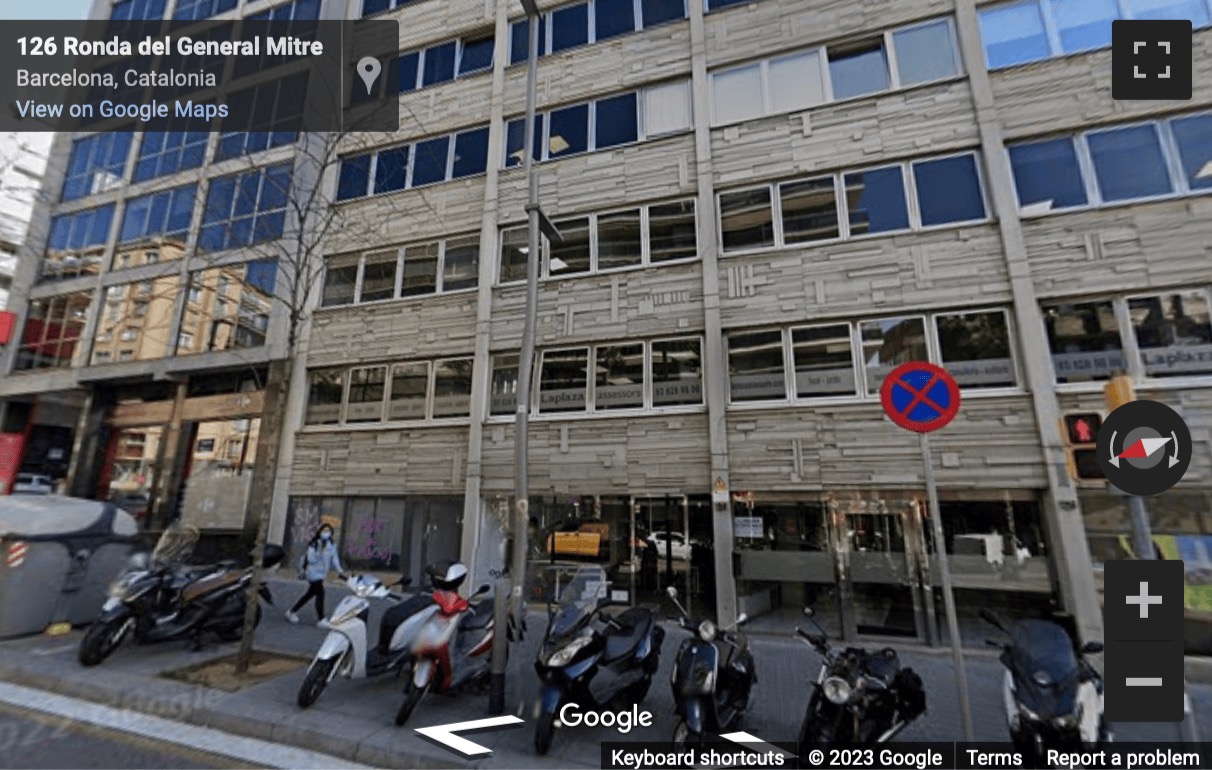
<box><xmin>880</xmin><ymin>362</ymin><xmax>961</xmax><ymax>433</ymax></box>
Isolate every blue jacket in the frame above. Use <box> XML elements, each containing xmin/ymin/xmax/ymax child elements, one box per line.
<box><xmin>301</xmin><ymin>541</ymin><xmax>344</xmax><ymax>582</ymax></box>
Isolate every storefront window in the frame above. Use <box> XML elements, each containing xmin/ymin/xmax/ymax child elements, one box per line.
<box><xmin>539</xmin><ymin>348</ymin><xmax>589</xmax><ymax>413</ymax></box>
<box><xmin>1128</xmin><ymin>291</ymin><xmax>1212</xmax><ymax>377</ymax></box>
<box><xmin>728</xmin><ymin>329</ymin><xmax>786</xmax><ymax>402</ymax></box>
<box><xmin>935</xmin><ymin>310</ymin><xmax>1016</xmax><ymax>388</ymax></box>
<box><xmin>860</xmin><ymin>316</ymin><xmax>927</xmax><ymax>394</ymax></box>
<box><xmin>1043</xmin><ymin>300</ymin><xmax>1124</xmax><ymax>382</ymax></box>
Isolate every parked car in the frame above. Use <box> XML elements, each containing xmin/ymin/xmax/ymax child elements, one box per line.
<box><xmin>647</xmin><ymin>531</ymin><xmax>695</xmax><ymax>561</ymax></box>
<box><xmin>12</xmin><ymin>473</ymin><xmax>54</xmax><ymax>495</ymax></box>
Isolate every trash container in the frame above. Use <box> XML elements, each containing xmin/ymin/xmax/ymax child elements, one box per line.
<box><xmin>0</xmin><ymin>495</ymin><xmax>139</xmax><ymax>638</ymax></box>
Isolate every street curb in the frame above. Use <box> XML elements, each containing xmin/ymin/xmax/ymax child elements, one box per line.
<box><xmin>0</xmin><ymin>648</ymin><xmax>466</xmax><ymax>770</ymax></box>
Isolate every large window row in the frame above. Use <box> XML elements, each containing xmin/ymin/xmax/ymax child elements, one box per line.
<box><xmin>979</xmin><ymin>0</ymin><xmax>1212</xmax><ymax>70</ymax></box>
<box><xmin>499</xmin><ymin>198</ymin><xmax>696</xmax><ymax>283</ymax></box>
<box><xmin>727</xmin><ymin>309</ymin><xmax>1017</xmax><ymax>404</ymax></box>
<box><xmin>306</xmin><ymin>357</ymin><xmax>475</xmax><ymax>425</ymax></box>
<box><xmin>134</xmin><ymin>121</ymin><xmax>210</xmax><ymax>183</ymax></box>
<box><xmin>1044</xmin><ymin>289</ymin><xmax>1212</xmax><ymax>383</ymax></box>
<box><xmin>322</xmin><ymin>234</ymin><xmax>480</xmax><ymax>307</ymax></box>
<box><xmin>1009</xmin><ymin>113</ymin><xmax>1212</xmax><ymax>213</ymax></box>
<box><xmin>199</xmin><ymin>164</ymin><xmax>293</xmax><ymax>253</ymax></box>
<box><xmin>507</xmin><ymin>0</ymin><xmax>687</xmax><ymax>65</ymax></box>
<box><xmin>216</xmin><ymin>73</ymin><xmax>307</xmax><ymax>160</ymax></box>
<box><xmin>42</xmin><ymin>204</ymin><xmax>115</xmax><ymax>280</ymax></box>
<box><xmin>62</xmin><ymin>133</ymin><xmax>132</xmax><ymax>203</ymax></box>
<box><xmin>359</xmin><ymin>34</ymin><xmax>494</xmax><ymax>99</ymax></box>
<box><xmin>118</xmin><ymin>184</ymin><xmax>196</xmax><ymax>247</ymax></box>
<box><xmin>492</xmin><ymin>336</ymin><xmax>704</xmax><ymax>416</ymax></box>
<box><xmin>719</xmin><ymin>151</ymin><xmax>987</xmax><ymax>253</ymax></box>
<box><xmin>710</xmin><ymin>18</ymin><xmax>962</xmax><ymax>126</ymax></box>
<box><xmin>336</xmin><ymin>125</ymin><xmax>490</xmax><ymax>201</ymax></box>
<box><xmin>505</xmin><ymin>80</ymin><xmax>691</xmax><ymax>167</ymax></box>
<box><xmin>172</xmin><ymin>0</ymin><xmax>237</xmax><ymax>19</ymax></box>
<box><xmin>361</xmin><ymin>0</ymin><xmax>421</xmax><ymax>17</ymax></box>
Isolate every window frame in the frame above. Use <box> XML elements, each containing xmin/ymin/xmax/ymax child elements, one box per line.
<box><xmin>319</xmin><ymin>234</ymin><xmax>481</xmax><ymax>309</ymax></box>
<box><xmin>930</xmin><ymin>307</ymin><xmax>1022</xmax><ymax>391</ymax></box>
<box><xmin>1123</xmin><ymin>287</ymin><xmax>1212</xmax><ymax>382</ymax></box>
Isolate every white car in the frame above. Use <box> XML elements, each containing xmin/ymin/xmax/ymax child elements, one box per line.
<box><xmin>12</xmin><ymin>473</ymin><xmax>54</xmax><ymax>495</ymax></box>
<box><xmin>647</xmin><ymin>532</ymin><xmax>695</xmax><ymax>561</ymax></box>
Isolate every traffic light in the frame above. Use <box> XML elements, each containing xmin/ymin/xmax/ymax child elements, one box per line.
<box><xmin>1062</xmin><ymin>412</ymin><xmax>1105</xmax><ymax>481</ymax></box>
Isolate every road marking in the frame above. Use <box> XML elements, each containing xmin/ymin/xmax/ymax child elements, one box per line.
<box><xmin>415</xmin><ymin>715</ymin><xmax>524</xmax><ymax>758</ymax></box>
<box><xmin>1126</xmin><ymin>677</ymin><xmax>1164</xmax><ymax>686</ymax></box>
<box><xmin>0</xmin><ymin>682</ymin><xmax>372</xmax><ymax>769</ymax></box>
<box><xmin>30</xmin><ymin>644</ymin><xmax>76</xmax><ymax>657</ymax></box>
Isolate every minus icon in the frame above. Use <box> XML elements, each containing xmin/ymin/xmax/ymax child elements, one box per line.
<box><xmin>1126</xmin><ymin>677</ymin><xmax>1164</xmax><ymax>686</ymax></box>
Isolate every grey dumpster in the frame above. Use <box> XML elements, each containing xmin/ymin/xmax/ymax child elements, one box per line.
<box><xmin>0</xmin><ymin>495</ymin><xmax>139</xmax><ymax>638</ymax></box>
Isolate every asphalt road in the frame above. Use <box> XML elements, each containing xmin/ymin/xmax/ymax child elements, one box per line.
<box><xmin>0</xmin><ymin>703</ymin><xmax>249</xmax><ymax>770</ymax></box>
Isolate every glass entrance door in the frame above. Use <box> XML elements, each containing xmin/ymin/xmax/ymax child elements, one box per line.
<box><xmin>632</xmin><ymin>495</ymin><xmax>691</xmax><ymax>611</ymax></box>
<box><xmin>836</xmin><ymin>496</ymin><xmax>928</xmax><ymax>641</ymax></box>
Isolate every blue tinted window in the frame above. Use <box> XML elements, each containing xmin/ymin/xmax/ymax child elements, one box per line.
<box><xmin>172</xmin><ymin>0</ymin><xmax>236</xmax><ymax>19</ymax></box>
<box><xmin>1171</xmin><ymin>114</ymin><xmax>1212</xmax><ymax>190</ymax></box>
<box><xmin>505</xmin><ymin>115</ymin><xmax>544</xmax><ymax>167</ymax></box>
<box><xmin>62</xmin><ymin>133</ymin><xmax>132</xmax><ymax>202</ymax></box>
<box><xmin>452</xmin><ymin>128</ymin><xmax>490</xmax><ymax>178</ymax></box>
<box><xmin>844</xmin><ymin>167</ymin><xmax>909</xmax><ymax>235</ymax></box>
<box><xmin>1088</xmin><ymin>125</ymin><xmax>1172</xmax><ymax>201</ymax></box>
<box><xmin>134</xmin><ymin>127</ymin><xmax>207</xmax><ymax>182</ymax></box>
<box><xmin>394</xmin><ymin>52</ymin><xmax>420</xmax><ymax>93</ymax></box>
<box><xmin>548</xmin><ymin>104</ymin><xmax>589</xmax><ymax>158</ymax></box>
<box><xmin>337</xmin><ymin>155</ymin><xmax>371</xmax><ymax>200</ymax></box>
<box><xmin>412</xmin><ymin>137</ymin><xmax>451</xmax><ymax>186</ymax></box>
<box><xmin>47</xmin><ymin>205</ymin><xmax>114</xmax><ymax>252</ymax></box>
<box><xmin>913</xmin><ymin>155</ymin><xmax>986</xmax><ymax>226</ymax></box>
<box><xmin>828</xmin><ymin>42</ymin><xmax>890</xmax><ymax>100</ymax></box>
<box><xmin>551</xmin><ymin>4</ymin><xmax>590</xmax><ymax>52</ymax></box>
<box><xmin>706</xmin><ymin>0</ymin><xmax>747</xmax><ymax>10</ymax></box>
<box><xmin>595</xmin><ymin>0</ymin><xmax>635</xmax><ymax>40</ymax></box>
<box><xmin>1127</xmin><ymin>0</ymin><xmax>1209</xmax><ymax>25</ymax></box>
<box><xmin>642</xmin><ymin>0</ymin><xmax>685</xmax><ymax>26</ymax></box>
<box><xmin>111</xmin><ymin>0</ymin><xmax>164</xmax><ymax>19</ymax></box>
<box><xmin>216</xmin><ymin>73</ymin><xmax>305</xmax><ymax>160</ymax></box>
<box><xmin>979</xmin><ymin>1</ymin><xmax>1050</xmax><ymax>69</ymax></box>
<box><xmin>1008</xmin><ymin>138</ymin><xmax>1088</xmax><ymax>209</ymax></box>
<box><xmin>510</xmin><ymin>17</ymin><xmax>548</xmax><ymax>64</ymax></box>
<box><xmin>374</xmin><ymin>146</ymin><xmax>409</xmax><ymax>193</ymax></box>
<box><xmin>595</xmin><ymin>93</ymin><xmax>638</xmax><ymax>148</ymax></box>
<box><xmin>1052</xmin><ymin>0</ymin><xmax>1116</xmax><ymax>53</ymax></box>
<box><xmin>119</xmin><ymin>185</ymin><xmax>197</xmax><ymax>243</ymax></box>
<box><xmin>422</xmin><ymin>42</ymin><xmax>457</xmax><ymax>87</ymax></box>
<box><xmin>362</xmin><ymin>0</ymin><xmax>390</xmax><ymax>16</ymax></box>
<box><xmin>459</xmin><ymin>37</ymin><xmax>494</xmax><ymax>76</ymax></box>
<box><xmin>200</xmin><ymin>165</ymin><xmax>292</xmax><ymax>252</ymax></box>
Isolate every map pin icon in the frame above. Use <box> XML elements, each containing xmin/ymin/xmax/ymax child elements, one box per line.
<box><xmin>357</xmin><ymin>56</ymin><xmax>382</xmax><ymax>96</ymax></box>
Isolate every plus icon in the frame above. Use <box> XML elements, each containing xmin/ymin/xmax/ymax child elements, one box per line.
<box><xmin>1112</xmin><ymin>19</ymin><xmax>1193</xmax><ymax>101</ymax></box>
<box><xmin>1126</xmin><ymin>581</ymin><xmax>1163</xmax><ymax>619</ymax></box>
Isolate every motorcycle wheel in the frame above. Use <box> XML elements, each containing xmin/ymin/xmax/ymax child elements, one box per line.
<box><xmin>78</xmin><ymin>616</ymin><xmax>129</xmax><ymax>667</ymax></box>
<box><xmin>216</xmin><ymin>604</ymin><xmax>262</xmax><ymax>642</ymax></box>
<box><xmin>534</xmin><ymin>708</ymin><xmax>556</xmax><ymax>756</ymax></box>
<box><xmin>395</xmin><ymin>680</ymin><xmax>429</xmax><ymax>727</ymax></box>
<box><xmin>297</xmin><ymin>656</ymin><xmax>337</xmax><ymax>709</ymax></box>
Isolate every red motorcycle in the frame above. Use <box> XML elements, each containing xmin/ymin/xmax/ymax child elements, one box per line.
<box><xmin>394</xmin><ymin>560</ymin><xmax>496</xmax><ymax>726</ymax></box>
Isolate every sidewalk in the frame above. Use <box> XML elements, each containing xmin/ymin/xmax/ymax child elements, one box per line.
<box><xmin>0</xmin><ymin>578</ymin><xmax>1208</xmax><ymax>769</ymax></box>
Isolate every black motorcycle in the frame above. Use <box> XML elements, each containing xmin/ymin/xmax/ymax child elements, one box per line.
<box><xmin>533</xmin><ymin>566</ymin><xmax>664</xmax><ymax>755</ymax></box>
<box><xmin>79</xmin><ymin>525</ymin><xmax>284</xmax><ymax>666</ymax></box>
<box><xmin>981</xmin><ymin>609</ymin><xmax>1109</xmax><ymax>760</ymax></box>
<box><xmin>795</xmin><ymin>607</ymin><xmax>926</xmax><ymax>747</ymax></box>
<box><xmin>667</xmin><ymin>585</ymin><xmax>756</xmax><ymax>751</ymax></box>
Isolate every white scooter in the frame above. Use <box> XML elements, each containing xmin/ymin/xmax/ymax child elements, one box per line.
<box><xmin>296</xmin><ymin>574</ymin><xmax>431</xmax><ymax>708</ymax></box>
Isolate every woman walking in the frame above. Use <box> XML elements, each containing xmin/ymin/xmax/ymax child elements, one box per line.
<box><xmin>287</xmin><ymin>524</ymin><xmax>347</xmax><ymax>624</ymax></box>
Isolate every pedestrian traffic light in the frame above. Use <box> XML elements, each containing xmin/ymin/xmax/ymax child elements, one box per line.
<box><xmin>1061</xmin><ymin>412</ymin><xmax>1106</xmax><ymax>482</ymax></box>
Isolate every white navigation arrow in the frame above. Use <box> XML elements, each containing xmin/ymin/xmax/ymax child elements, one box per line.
<box><xmin>1169</xmin><ymin>431</ymin><xmax>1182</xmax><ymax>468</ymax></box>
<box><xmin>415</xmin><ymin>716</ymin><xmax>525</xmax><ymax>758</ymax></box>
<box><xmin>721</xmin><ymin>731</ymin><xmax>797</xmax><ymax>758</ymax></box>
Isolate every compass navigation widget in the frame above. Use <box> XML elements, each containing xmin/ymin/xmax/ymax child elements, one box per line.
<box><xmin>1097</xmin><ymin>400</ymin><xmax>1192</xmax><ymax>496</ymax></box>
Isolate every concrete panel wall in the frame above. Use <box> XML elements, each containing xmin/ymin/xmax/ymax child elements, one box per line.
<box><xmin>308</xmin><ymin>292</ymin><xmax>479</xmax><ymax>367</ymax></box>
<box><xmin>291</xmin><ymin>427</ymin><xmax>472</xmax><ymax>496</ymax></box>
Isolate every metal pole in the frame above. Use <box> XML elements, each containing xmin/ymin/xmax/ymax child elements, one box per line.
<box><xmin>1123</xmin><ymin>491</ymin><xmax>1199</xmax><ymax>741</ymax></box>
<box><xmin>920</xmin><ymin>432</ymin><xmax>974</xmax><ymax>741</ymax></box>
<box><xmin>490</xmin><ymin>1</ymin><xmax>542</xmax><ymax>716</ymax></box>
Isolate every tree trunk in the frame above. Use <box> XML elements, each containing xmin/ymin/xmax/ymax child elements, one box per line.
<box><xmin>234</xmin><ymin>357</ymin><xmax>293</xmax><ymax>674</ymax></box>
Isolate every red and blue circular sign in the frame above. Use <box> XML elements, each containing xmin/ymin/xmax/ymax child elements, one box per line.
<box><xmin>879</xmin><ymin>362</ymin><xmax>961</xmax><ymax>434</ymax></box>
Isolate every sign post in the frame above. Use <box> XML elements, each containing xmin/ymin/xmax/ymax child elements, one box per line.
<box><xmin>880</xmin><ymin>361</ymin><xmax>973</xmax><ymax>742</ymax></box>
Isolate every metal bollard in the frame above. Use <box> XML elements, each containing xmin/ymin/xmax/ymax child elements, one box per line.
<box><xmin>488</xmin><ymin>577</ymin><xmax>510</xmax><ymax>714</ymax></box>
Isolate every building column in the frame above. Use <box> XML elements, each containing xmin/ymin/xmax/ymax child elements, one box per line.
<box><xmin>687</xmin><ymin>0</ymin><xmax>738</xmax><ymax>626</ymax></box>
<box><xmin>952</xmin><ymin>0</ymin><xmax>1103</xmax><ymax>643</ymax></box>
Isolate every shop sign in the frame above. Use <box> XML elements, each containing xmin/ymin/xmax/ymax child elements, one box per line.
<box><xmin>733</xmin><ymin>516</ymin><xmax>763</xmax><ymax>538</ymax></box>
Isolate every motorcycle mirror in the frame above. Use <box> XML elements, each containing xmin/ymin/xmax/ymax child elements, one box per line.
<box><xmin>802</xmin><ymin>606</ymin><xmax>814</xmax><ymax>617</ymax></box>
<box><xmin>735</xmin><ymin>613</ymin><xmax>748</xmax><ymax>626</ymax></box>
<box><xmin>1081</xmin><ymin>641</ymin><xmax>1104</xmax><ymax>654</ymax></box>
<box><xmin>666</xmin><ymin>586</ymin><xmax>678</xmax><ymax>599</ymax></box>
<box><xmin>474</xmin><ymin>584</ymin><xmax>491</xmax><ymax>597</ymax></box>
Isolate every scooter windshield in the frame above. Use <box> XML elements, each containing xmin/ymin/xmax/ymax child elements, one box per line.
<box><xmin>547</xmin><ymin>567</ymin><xmax>608</xmax><ymax>640</ymax></box>
<box><xmin>150</xmin><ymin>522</ymin><xmax>200</xmax><ymax>567</ymax></box>
<box><xmin>1007</xmin><ymin>619</ymin><xmax>1080</xmax><ymax>717</ymax></box>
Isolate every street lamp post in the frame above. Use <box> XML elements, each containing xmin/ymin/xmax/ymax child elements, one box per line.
<box><xmin>489</xmin><ymin>0</ymin><xmax>559</xmax><ymax>714</ymax></box>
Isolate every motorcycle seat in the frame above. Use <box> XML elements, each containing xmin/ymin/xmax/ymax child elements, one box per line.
<box><xmin>459</xmin><ymin>600</ymin><xmax>493</xmax><ymax>631</ymax></box>
<box><xmin>862</xmin><ymin>648</ymin><xmax>900</xmax><ymax>683</ymax></box>
<box><xmin>379</xmin><ymin>594</ymin><xmax>434</xmax><ymax>654</ymax></box>
<box><xmin>181</xmin><ymin>570</ymin><xmax>242</xmax><ymax>603</ymax></box>
<box><xmin>602</xmin><ymin>608</ymin><xmax>653</xmax><ymax>663</ymax></box>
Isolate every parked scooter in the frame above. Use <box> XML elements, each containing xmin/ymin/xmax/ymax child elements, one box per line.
<box><xmin>79</xmin><ymin>524</ymin><xmax>284</xmax><ymax>666</ymax></box>
<box><xmin>667</xmin><ymin>586</ymin><xmax>756</xmax><ymax>750</ymax></box>
<box><xmin>393</xmin><ymin>560</ymin><xmax>496</xmax><ymax>727</ymax></box>
<box><xmin>982</xmin><ymin>608</ymin><xmax>1109</xmax><ymax>760</ymax></box>
<box><xmin>296</xmin><ymin>574</ymin><xmax>430</xmax><ymax>707</ymax></box>
<box><xmin>532</xmin><ymin>566</ymin><xmax>664</xmax><ymax>755</ymax></box>
<box><xmin>794</xmin><ymin>607</ymin><xmax>926</xmax><ymax>747</ymax></box>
